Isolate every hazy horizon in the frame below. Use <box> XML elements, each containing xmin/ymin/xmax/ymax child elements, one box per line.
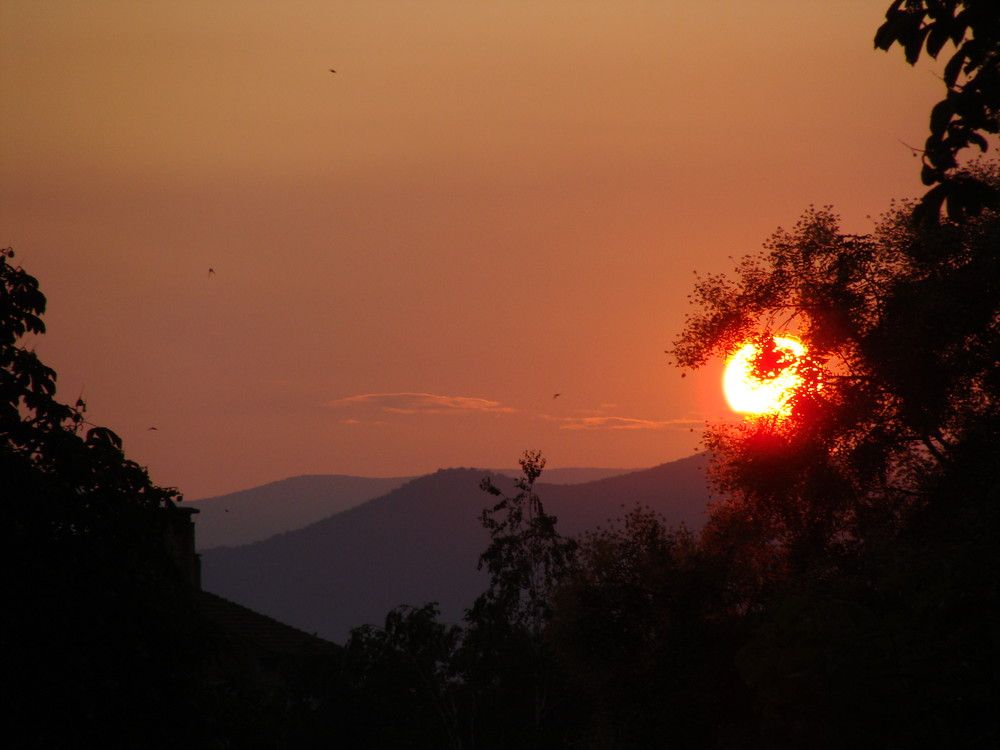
<box><xmin>187</xmin><ymin>460</ymin><xmax>666</xmax><ymax>502</ymax></box>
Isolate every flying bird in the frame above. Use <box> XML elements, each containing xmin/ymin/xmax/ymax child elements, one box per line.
<box><xmin>329</xmin><ymin>69</ymin><xmax>336</xmax><ymax>73</ymax></box>
<box><xmin>147</xmin><ymin>426</ymin><xmax>158</xmax><ymax>431</ymax></box>
<box><xmin>553</xmin><ymin>393</ymin><xmax>561</xmax><ymax>399</ymax></box>
<box><xmin>208</xmin><ymin>268</ymin><xmax>216</xmax><ymax>277</ymax></box>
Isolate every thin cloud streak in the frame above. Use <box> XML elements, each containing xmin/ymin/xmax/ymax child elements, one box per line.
<box><xmin>545</xmin><ymin>415</ymin><xmax>705</xmax><ymax>431</ymax></box>
<box><xmin>327</xmin><ymin>392</ymin><xmax>517</xmax><ymax>415</ymax></box>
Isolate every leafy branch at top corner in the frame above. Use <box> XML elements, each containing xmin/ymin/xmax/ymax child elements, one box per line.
<box><xmin>875</xmin><ymin>0</ymin><xmax>1000</xmax><ymax>225</ymax></box>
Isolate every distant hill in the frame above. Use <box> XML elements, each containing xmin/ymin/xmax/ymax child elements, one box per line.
<box><xmin>200</xmin><ymin>454</ymin><xmax>712</xmax><ymax>642</ymax></box>
<box><xmin>188</xmin><ymin>475</ymin><xmax>414</xmax><ymax>550</ymax></box>
<box><xmin>491</xmin><ymin>467</ymin><xmax>636</xmax><ymax>485</ymax></box>
<box><xmin>190</xmin><ymin>468</ymin><xmax>640</xmax><ymax>550</ymax></box>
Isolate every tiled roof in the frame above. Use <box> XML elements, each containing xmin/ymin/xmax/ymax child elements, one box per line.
<box><xmin>198</xmin><ymin>591</ymin><xmax>338</xmax><ymax>657</ymax></box>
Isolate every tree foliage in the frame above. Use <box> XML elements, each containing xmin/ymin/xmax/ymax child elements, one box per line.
<box><xmin>548</xmin><ymin>506</ymin><xmax>754</xmax><ymax>749</ymax></box>
<box><xmin>2</xmin><ymin>246</ymin><xmax>182</xmax><ymax>537</ymax></box>
<box><xmin>337</xmin><ymin>604</ymin><xmax>466</xmax><ymax>750</ymax></box>
<box><xmin>471</xmin><ymin>450</ymin><xmax>578</xmax><ymax>636</ymax></box>
<box><xmin>875</xmin><ymin>0</ymin><xmax>1000</xmax><ymax>223</ymax></box>
<box><xmin>671</xmin><ymin>162</ymin><xmax>1000</xmax><ymax>579</ymax></box>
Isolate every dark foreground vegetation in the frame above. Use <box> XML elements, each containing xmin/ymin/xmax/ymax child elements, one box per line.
<box><xmin>6</xmin><ymin>2</ymin><xmax>998</xmax><ymax>747</ymax></box>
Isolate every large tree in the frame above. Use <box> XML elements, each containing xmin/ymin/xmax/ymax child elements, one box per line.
<box><xmin>671</xmin><ymin>160</ymin><xmax>999</xmax><ymax>576</ymax></box>
<box><xmin>667</xmin><ymin>103</ymin><xmax>1000</xmax><ymax>750</ymax></box>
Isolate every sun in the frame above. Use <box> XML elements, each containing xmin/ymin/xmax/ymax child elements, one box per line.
<box><xmin>723</xmin><ymin>336</ymin><xmax>806</xmax><ymax>415</ymax></box>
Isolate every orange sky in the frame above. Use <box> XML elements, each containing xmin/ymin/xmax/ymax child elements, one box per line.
<box><xmin>1</xmin><ymin>1</ymin><xmax>943</xmax><ymax>498</ymax></box>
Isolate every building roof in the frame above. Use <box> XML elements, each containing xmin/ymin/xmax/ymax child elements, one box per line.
<box><xmin>198</xmin><ymin>590</ymin><xmax>338</xmax><ymax>657</ymax></box>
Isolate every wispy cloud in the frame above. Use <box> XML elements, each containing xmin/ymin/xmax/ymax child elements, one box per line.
<box><xmin>544</xmin><ymin>415</ymin><xmax>705</xmax><ymax>431</ymax></box>
<box><xmin>327</xmin><ymin>392</ymin><xmax>517</xmax><ymax>416</ymax></box>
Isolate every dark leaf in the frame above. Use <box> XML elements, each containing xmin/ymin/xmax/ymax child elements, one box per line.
<box><xmin>950</xmin><ymin>8</ymin><xmax>971</xmax><ymax>45</ymax></box>
<box><xmin>925</xmin><ymin>21</ymin><xmax>951</xmax><ymax>59</ymax></box>
<box><xmin>902</xmin><ymin>21</ymin><xmax>931</xmax><ymax>65</ymax></box>
<box><xmin>943</xmin><ymin>49</ymin><xmax>966</xmax><ymax>88</ymax></box>
<box><xmin>929</xmin><ymin>99</ymin><xmax>954</xmax><ymax>138</ymax></box>
<box><xmin>873</xmin><ymin>2</ymin><xmax>907</xmax><ymax>50</ymax></box>
<box><xmin>913</xmin><ymin>183</ymin><xmax>949</xmax><ymax>227</ymax></box>
<box><xmin>86</xmin><ymin>425</ymin><xmax>124</xmax><ymax>451</ymax></box>
<box><xmin>966</xmin><ymin>131</ymin><xmax>988</xmax><ymax>152</ymax></box>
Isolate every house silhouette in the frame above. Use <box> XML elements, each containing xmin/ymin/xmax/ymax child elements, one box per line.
<box><xmin>166</xmin><ymin>506</ymin><xmax>338</xmax><ymax>670</ymax></box>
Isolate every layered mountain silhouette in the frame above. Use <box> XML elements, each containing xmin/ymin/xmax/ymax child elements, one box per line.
<box><xmin>189</xmin><ymin>475</ymin><xmax>415</xmax><ymax>550</ymax></box>
<box><xmin>190</xmin><ymin>469</ymin><xmax>637</xmax><ymax>550</ymax></box>
<box><xmin>200</xmin><ymin>454</ymin><xmax>712</xmax><ymax>642</ymax></box>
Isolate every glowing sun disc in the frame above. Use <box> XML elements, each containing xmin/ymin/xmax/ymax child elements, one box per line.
<box><xmin>724</xmin><ymin>337</ymin><xmax>806</xmax><ymax>415</ymax></box>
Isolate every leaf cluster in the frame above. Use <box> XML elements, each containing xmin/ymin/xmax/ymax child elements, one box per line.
<box><xmin>875</xmin><ymin>0</ymin><xmax>1000</xmax><ymax>223</ymax></box>
<box><xmin>2</xmin><ymin>247</ymin><xmax>181</xmax><ymax>521</ymax></box>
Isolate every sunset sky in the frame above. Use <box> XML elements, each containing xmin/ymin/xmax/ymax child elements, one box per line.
<box><xmin>2</xmin><ymin>1</ymin><xmax>944</xmax><ymax>498</ymax></box>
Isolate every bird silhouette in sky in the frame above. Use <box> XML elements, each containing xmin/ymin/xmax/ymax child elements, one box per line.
<box><xmin>553</xmin><ymin>393</ymin><xmax>561</xmax><ymax>399</ymax></box>
<box><xmin>147</xmin><ymin>426</ymin><xmax>158</xmax><ymax>431</ymax></box>
<box><xmin>208</xmin><ymin>268</ymin><xmax>216</xmax><ymax>277</ymax></box>
<box><xmin>329</xmin><ymin>69</ymin><xmax>336</xmax><ymax>73</ymax></box>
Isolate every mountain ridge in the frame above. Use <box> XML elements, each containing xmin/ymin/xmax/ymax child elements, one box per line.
<box><xmin>191</xmin><ymin>467</ymin><xmax>647</xmax><ymax>550</ymax></box>
<box><xmin>188</xmin><ymin>474</ymin><xmax>415</xmax><ymax>550</ymax></box>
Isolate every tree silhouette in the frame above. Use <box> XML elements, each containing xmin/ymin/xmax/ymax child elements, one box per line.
<box><xmin>668</xmin><ymin>156</ymin><xmax>1000</xmax><ymax>743</ymax></box>
<box><xmin>671</xmin><ymin>160</ymin><xmax>999</xmax><ymax>576</ymax></box>
<box><xmin>462</xmin><ymin>452</ymin><xmax>579</xmax><ymax>749</ymax></box>
<box><xmin>472</xmin><ymin>451</ymin><xmax>578</xmax><ymax>636</ymax></box>
<box><xmin>338</xmin><ymin>603</ymin><xmax>465</xmax><ymax>750</ymax></box>
<box><xmin>548</xmin><ymin>506</ymin><xmax>754</xmax><ymax>749</ymax></box>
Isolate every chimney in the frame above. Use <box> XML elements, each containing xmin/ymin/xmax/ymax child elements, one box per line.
<box><xmin>165</xmin><ymin>506</ymin><xmax>202</xmax><ymax>589</ymax></box>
